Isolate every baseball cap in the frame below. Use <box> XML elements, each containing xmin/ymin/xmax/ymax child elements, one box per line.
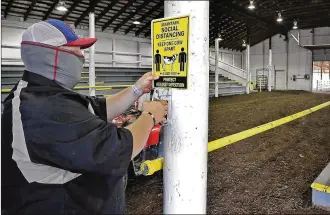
<box><xmin>22</xmin><ymin>19</ymin><xmax>97</xmax><ymax>49</ymax></box>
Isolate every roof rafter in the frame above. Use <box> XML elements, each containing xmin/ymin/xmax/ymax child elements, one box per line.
<box><xmin>125</xmin><ymin>1</ymin><xmax>163</xmax><ymax>35</ymax></box>
<box><xmin>143</xmin><ymin>12</ymin><xmax>164</xmax><ymax>37</ymax></box>
<box><xmin>95</xmin><ymin>1</ymin><xmax>118</xmax><ymax>23</ymax></box>
<box><xmin>3</xmin><ymin>0</ymin><xmax>14</xmax><ymax>18</ymax></box>
<box><xmin>113</xmin><ymin>0</ymin><xmax>152</xmax><ymax>33</ymax></box>
<box><xmin>42</xmin><ymin>0</ymin><xmax>60</xmax><ymax>20</ymax></box>
<box><xmin>23</xmin><ymin>0</ymin><xmax>38</xmax><ymax>21</ymax></box>
<box><xmin>61</xmin><ymin>0</ymin><xmax>81</xmax><ymax>21</ymax></box>
<box><xmin>101</xmin><ymin>0</ymin><xmax>136</xmax><ymax>32</ymax></box>
<box><xmin>75</xmin><ymin>0</ymin><xmax>101</xmax><ymax>27</ymax></box>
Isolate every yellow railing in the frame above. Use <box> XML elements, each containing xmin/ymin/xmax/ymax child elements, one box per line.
<box><xmin>1</xmin><ymin>85</ymin><xmax>132</xmax><ymax>93</ymax></box>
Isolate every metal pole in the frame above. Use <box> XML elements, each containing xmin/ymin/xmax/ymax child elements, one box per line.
<box><xmin>138</xmin><ymin>41</ymin><xmax>142</xmax><ymax>68</ymax></box>
<box><xmin>163</xmin><ymin>1</ymin><xmax>209</xmax><ymax>214</ymax></box>
<box><xmin>232</xmin><ymin>53</ymin><xmax>234</xmax><ymax>66</ymax></box>
<box><xmin>112</xmin><ymin>38</ymin><xmax>116</xmax><ymax>67</ymax></box>
<box><xmin>215</xmin><ymin>38</ymin><xmax>219</xmax><ymax>97</ymax></box>
<box><xmin>246</xmin><ymin>44</ymin><xmax>250</xmax><ymax>94</ymax></box>
<box><xmin>268</xmin><ymin>37</ymin><xmax>272</xmax><ymax>92</ymax></box>
<box><xmin>88</xmin><ymin>11</ymin><xmax>96</xmax><ymax>96</ymax></box>
<box><xmin>285</xmin><ymin>39</ymin><xmax>289</xmax><ymax>90</ymax></box>
<box><xmin>241</xmin><ymin>54</ymin><xmax>244</xmax><ymax>69</ymax></box>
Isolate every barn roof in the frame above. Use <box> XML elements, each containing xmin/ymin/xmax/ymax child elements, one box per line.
<box><xmin>2</xmin><ymin>0</ymin><xmax>329</xmax><ymax>51</ymax></box>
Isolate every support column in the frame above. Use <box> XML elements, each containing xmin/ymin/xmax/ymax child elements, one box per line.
<box><xmin>241</xmin><ymin>54</ymin><xmax>244</xmax><ymax>69</ymax></box>
<box><xmin>311</xmin><ymin>29</ymin><xmax>315</xmax><ymax>91</ymax></box>
<box><xmin>88</xmin><ymin>10</ymin><xmax>96</xmax><ymax>96</ymax></box>
<box><xmin>246</xmin><ymin>44</ymin><xmax>250</xmax><ymax>94</ymax></box>
<box><xmin>138</xmin><ymin>41</ymin><xmax>142</xmax><ymax>68</ymax></box>
<box><xmin>232</xmin><ymin>53</ymin><xmax>234</xmax><ymax>66</ymax></box>
<box><xmin>163</xmin><ymin>1</ymin><xmax>209</xmax><ymax>214</ymax></box>
<box><xmin>285</xmin><ymin>38</ymin><xmax>289</xmax><ymax>90</ymax></box>
<box><xmin>246</xmin><ymin>28</ymin><xmax>250</xmax><ymax>94</ymax></box>
<box><xmin>268</xmin><ymin>37</ymin><xmax>272</xmax><ymax>92</ymax></box>
<box><xmin>112</xmin><ymin>38</ymin><xmax>116</xmax><ymax>67</ymax></box>
<box><xmin>215</xmin><ymin>38</ymin><xmax>220</xmax><ymax>97</ymax></box>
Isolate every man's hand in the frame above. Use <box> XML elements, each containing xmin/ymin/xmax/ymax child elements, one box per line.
<box><xmin>134</xmin><ymin>72</ymin><xmax>159</xmax><ymax>94</ymax></box>
<box><xmin>142</xmin><ymin>100</ymin><xmax>168</xmax><ymax>124</ymax></box>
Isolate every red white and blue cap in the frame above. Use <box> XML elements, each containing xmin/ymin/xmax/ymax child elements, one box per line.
<box><xmin>22</xmin><ymin>19</ymin><xmax>97</xmax><ymax>49</ymax></box>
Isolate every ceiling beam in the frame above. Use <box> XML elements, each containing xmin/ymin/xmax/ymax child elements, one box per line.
<box><xmin>23</xmin><ymin>0</ymin><xmax>38</xmax><ymax>21</ymax></box>
<box><xmin>142</xmin><ymin>12</ymin><xmax>164</xmax><ymax>37</ymax></box>
<box><xmin>42</xmin><ymin>0</ymin><xmax>60</xmax><ymax>20</ymax></box>
<box><xmin>101</xmin><ymin>0</ymin><xmax>136</xmax><ymax>31</ymax></box>
<box><xmin>61</xmin><ymin>0</ymin><xmax>81</xmax><ymax>21</ymax></box>
<box><xmin>3</xmin><ymin>0</ymin><xmax>14</xmax><ymax>18</ymax></box>
<box><xmin>95</xmin><ymin>1</ymin><xmax>118</xmax><ymax>24</ymax></box>
<box><xmin>213</xmin><ymin>1</ymin><xmax>268</xmax><ymax>28</ymax></box>
<box><xmin>214</xmin><ymin>1</ymin><xmax>288</xmax><ymax>35</ymax></box>
<box><xmin>113</xmin><ymin>0</ymin><xmax>152</xmax><ymax>33</ymax></box>
<box><xmin>125</xmin><ymin>1</ymin><xmax>163</xmax><ymax>35</ymax></box>
<box><xmin>75</xmin><ymin>0</ymin><xmax>100</xmax><ymax>27</ymax></box>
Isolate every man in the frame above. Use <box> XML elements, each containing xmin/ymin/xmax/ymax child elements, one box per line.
<box><xmin>154</xmin><ymin>49</ymin><xmax>161</xmax><ymax>71</ymax></box>
<box><xmin>1</xmin><ymin>19</ymin><xmax>168</xmax><ymax>214</ymax></box>
<box><xmin>179</xmin><ymin>47</ymin><xmax>187</xmax><ymax>72</ymax></box>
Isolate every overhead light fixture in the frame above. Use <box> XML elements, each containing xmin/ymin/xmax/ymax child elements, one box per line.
<box><xmin>218</xmin><ymin>33</ymin><xmax>223</xmax><ymax>41</ymax></box>
<box><xmin>133</xmin><ymin>20</ymin><xmax>140</xmax><ymax>25</ymax></box>
<box><xmin>277</xmin><ymin>12</ymin><xmax>283</xmax><ymax>22</ymax></box>
<box><xmin>293</xmin><ymin>20</ymin><xmax>298</xmax><ymax>29</ymax></box>
<box><xmin>56</xmin><ymin>1</ymin><xmax>68</xmax><ymax>12</ymax></box>
<box><xmin>248</xmin><ymin>1</ymin><xmax>255</xmax><ymax>10</ymax></box>
<box><xmin>242</xmin><ymin>40</ymin><xmax>247</xmax><ymax>47</ymax></box>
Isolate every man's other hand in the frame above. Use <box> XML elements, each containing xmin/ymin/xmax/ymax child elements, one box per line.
<box><xmin>143</xmin><ymin>100</ymin><xmax>168</xmax><ymax>124</ymax></box>
<box><xmin>135</xmin><ymin>72</ymin><xmax>159</xmax><ymax>93</ymax></box>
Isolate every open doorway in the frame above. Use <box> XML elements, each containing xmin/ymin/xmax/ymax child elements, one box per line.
<box><xmin>313</xmin><ymin>61</ymin><xmax>330</xmax><ymax>91</ymax></box>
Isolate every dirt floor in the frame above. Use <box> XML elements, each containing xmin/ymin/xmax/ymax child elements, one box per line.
<box><xmin>126</xmin><ymin>90</ymin><xmax>330</xmax><ymax>214</ymax></box>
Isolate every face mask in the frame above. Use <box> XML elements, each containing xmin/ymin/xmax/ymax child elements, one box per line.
<box><xmin>21</xmin><ymin>42</ymin><xmax>85</xmax><ymax>89</ymax></box>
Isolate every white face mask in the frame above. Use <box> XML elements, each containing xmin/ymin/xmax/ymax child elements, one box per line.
<box><xmin>21</xmin><ymin>42</ymin><xmax>85</xmax><ymax>89</ymax></box>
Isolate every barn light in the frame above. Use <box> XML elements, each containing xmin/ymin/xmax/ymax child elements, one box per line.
<box><xmin>293</xmin><ymin>20</ymin><xmax>298</xmax><ymax>29</ymax></box>
<box><xmin>277</xmin><ymin>12</ymin><xmax>283</xmax><ymax>22</ymax></box>
<box><xmin>248</xmin><ymin>1</ymin><xmax>255</xmax><ymax>10</ymax></box>
<box><xmin>56</xmin><ymin>1</ymin><xmax>68</xmax><ymax>12</ymax></box>
<box><xmin>218</xmin><ymin>34</ymin><xmax>223</xmax><ymax>41</ymax></box>
<box><xmin>242</xmin><ymin>40</ymin><xmax>247</xmax><ymax>47</ymax></box>
<box><xmin>133</xmin><ymin>20</ymin><xmax>140</xmax><ymax>25</ymax></box>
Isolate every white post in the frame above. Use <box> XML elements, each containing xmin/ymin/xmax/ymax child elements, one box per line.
<box><xmin>138</xmin><ymin>41</ymin><xmax>142</xmax><ymax>68</ymax></box>
<box><xmin>232</xmin><ymin>53</ymin><xmax>234</xmax><ymax>66</ymax></box>
<box><xmin>246</xmin><ymin>44</ymin><xmax>250</xmax><ymax>94</ymax></box>
<box><xmin>88</xmin><ymin>11</ymin><xmax>96</xmax><ymax>96</ymax></box>
<box><xmin>215</xmin><ymin>38</ymin><xmax>220</xmax><ymax>97</ymax></box>
<box><xmin>268</xmin><ymin>49</ymin><xmax>272</xmax><ymax>92</ymax></box>
<box><xmin>112</xmin><ymin>38</ymin><xmax>116</xmax><ymax>67</ymax></box>
<box><xmin>163</xmin><ymin>1</ymin><xmax>209</xmax><ymax>214</ymax></box>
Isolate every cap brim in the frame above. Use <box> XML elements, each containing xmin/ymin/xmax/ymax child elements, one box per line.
<box><xmin>65</xmin><ymin>38</ymin><xmax>97</xmax><ymax>49</ymax></box>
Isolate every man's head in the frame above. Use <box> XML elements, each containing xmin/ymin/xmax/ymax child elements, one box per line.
<box><xmin>21</xmin><ymin>19</ymin><xmax>97</xmax><ymax>89</ymax></box>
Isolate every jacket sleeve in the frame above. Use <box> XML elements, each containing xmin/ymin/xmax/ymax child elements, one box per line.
<box><xmin>21</xmin><ymin>94</ymin><xmax>133</xmax><ymax>177</ymax></box>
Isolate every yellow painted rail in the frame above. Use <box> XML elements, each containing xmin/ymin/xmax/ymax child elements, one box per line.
<box><xmin>1</xmin><ymin>85</ymin><xmax>132</xmax><ymax>93</ymax></box>
<box><xmin>140</xmin><ymin>100</ymin><xmax>330</xmax><ymax>176</ymax></box>
<box><xmin>311</xmin><ymin>182</ymin><xmax>330</xmax><ymax>194</ymax></box>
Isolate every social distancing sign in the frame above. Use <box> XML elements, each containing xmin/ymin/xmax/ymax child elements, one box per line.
<box><xmin>152</xmin><ymin>15</ymin><xmax>189</xmax><ymax>89</ymax></box>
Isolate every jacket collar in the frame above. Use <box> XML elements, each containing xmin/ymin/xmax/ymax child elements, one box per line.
<box><xmin>22</xmin><ymin>70</ymin><xmax>64</xmax><ymax>88</ymax></box>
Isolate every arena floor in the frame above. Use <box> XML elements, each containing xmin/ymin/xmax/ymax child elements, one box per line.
<box><xmin>126</xmin><ymin>91</ymin><xmax>330</xmax><ymax>214</ymax></box>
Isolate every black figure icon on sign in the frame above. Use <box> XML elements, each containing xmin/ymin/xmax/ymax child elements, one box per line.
<box><xmin>179</xmin><ymin>47</ymin><xmax>187</xmax><ymax>72</ymax></box>
<box><xmin>154</xmin><ymin>50</ymin><xmax>162</xmax><ymax>71</ymax></box>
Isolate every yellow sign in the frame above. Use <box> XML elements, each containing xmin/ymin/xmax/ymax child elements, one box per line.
<box><xmin>152</xmin><ymin>15</ymin><xmax>189</xmax><ymax>89</ymax></box>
